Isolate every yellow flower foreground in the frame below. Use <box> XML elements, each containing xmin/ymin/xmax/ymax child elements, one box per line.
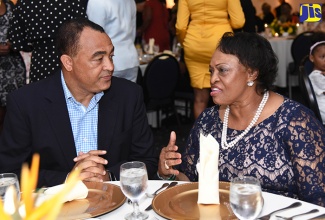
<box><xmin>0</xmin><ymin>154</ymin><xmax>81</xmax><ymax>220</ymax></box>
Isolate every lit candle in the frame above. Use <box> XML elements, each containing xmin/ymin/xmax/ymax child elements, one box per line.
<box><xmin>275</xmin><ymin>33</ymin><xmax>279</xmax><ymax>37</ymax></box>
<box><xmin>296</xmin><ymin>23</ymin><xmax>300</xmax><ymax>27</ymax></box>
<box><xmin>264</xmin><ymin>23</ymin><xmax>268</xmax><ymax>28</ymax></box>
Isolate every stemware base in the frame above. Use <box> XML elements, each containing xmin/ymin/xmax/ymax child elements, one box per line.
<box><xmin>125</xmin><ymin>211</ymin><xmax>149</xmax><ymax>220</ymax></box>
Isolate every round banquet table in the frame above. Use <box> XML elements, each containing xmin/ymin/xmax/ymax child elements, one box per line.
<box><xmin>91</xmin><ymin>180</ymin><xmax>325</xmax><ymax>220</ymax></box>
<box><xmin>268</xmin><ymin>37</ymin><xmax>294</xmax><ymax>88</ymax></box>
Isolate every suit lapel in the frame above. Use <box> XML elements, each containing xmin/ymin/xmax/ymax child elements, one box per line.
<box><xmin>43</xmin><ymin>73</ymin><xmax>76</xmax><ymax>168</ymax></box>
<box><xmin>97</xmin><ymin>86</ymin><xmax>118</xmax><ymax>153</ymax></box>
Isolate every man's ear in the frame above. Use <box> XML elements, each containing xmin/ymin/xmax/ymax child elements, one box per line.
<box><xmin>60</xmin><ymin>55</ymin><xmax>73</xmax><ymax>71</ymax></box>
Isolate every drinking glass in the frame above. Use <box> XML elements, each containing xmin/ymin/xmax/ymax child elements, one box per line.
<box><xmin>120</xmin><ymin>161</ymin><xmax>148</xmax><ymax>220</ymax></box>
<box><xmin>229</xmin><ymin>176</ymin><xmax>263</xmax><ymax>220</ymax></box>
<box><xmin>0</xmin><ymin>173</ymin><xmax>20</xmax><ymax>202</ymax></box>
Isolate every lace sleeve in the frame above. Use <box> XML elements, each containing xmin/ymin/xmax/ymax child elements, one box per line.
<box><xmin>180</xmin><ymin>123</ymin><xmax>200</xmax><ymax>181</ymax></box>
<box><xmin>180</xmin><ymin>107</ymin><xmax>219</xmax><ymax>181</ymax></box>
<box><xmin>180</xmin><ymin>116</ymin><xmax>204</xmax><ymax>182</ymax></box>
<box><xmin>286</xmin><ymin>108</ymin><xmax>325</xmax><ymax>206</ymax></box>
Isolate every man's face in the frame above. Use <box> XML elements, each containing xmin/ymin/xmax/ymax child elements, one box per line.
<box><xmin>66</xmin><ymin>27</ymin><xmax>114</xmax><ymax>96</ymax></box>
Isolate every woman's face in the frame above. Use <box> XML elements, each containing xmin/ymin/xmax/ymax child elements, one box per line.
<box><xmin>311</xmin><ymin>45</ymin><xmax>325</xmax><ymax>72</ymax></box>
<box><xmin>209</xmin><ymin>49</ymin><xmax>254</xmax><ymax>106</ymax></box>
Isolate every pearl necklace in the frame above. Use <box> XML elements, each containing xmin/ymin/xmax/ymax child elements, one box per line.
<box><xmin>221</xmin><ymin>91</ymin><xmax>269</xmax><ymax>149</ymax></box>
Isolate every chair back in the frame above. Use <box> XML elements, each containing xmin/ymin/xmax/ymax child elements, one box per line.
<box><xmin>298</xmin><ymin>56</ymin><xmax>323</xmax><ymax>122</ymax></box>
<box><xmin>143</xmin><ymin>53</ymin><xmax>179</xmax><ymax>103</ymax></box>
<box><xmin>291</xmin><ymin>31</ymin><xmax>315</xmax><ymax>73</ymax></box>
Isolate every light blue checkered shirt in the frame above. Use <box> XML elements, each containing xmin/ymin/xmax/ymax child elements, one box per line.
<box><xmin>61</xmin><ymin>73</ymin><xmax>104</xmax><ymax>155</ymax></box>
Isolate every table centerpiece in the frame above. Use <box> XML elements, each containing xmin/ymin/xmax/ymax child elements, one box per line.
<box><xmin>269</xmin><ymin>19</ymin><xmax>297</xmax><ymax>37</ymax></box>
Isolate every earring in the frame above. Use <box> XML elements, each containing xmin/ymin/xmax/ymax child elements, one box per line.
<box><xmin>247</xmin><ymin>81</ymin><xmax>254</xmax><ymax>87</ymax></box>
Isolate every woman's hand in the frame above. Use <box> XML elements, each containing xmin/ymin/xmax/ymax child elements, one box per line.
<box><xmin>158</xmin><ymin>131</ymin><xmax>182</xmax><ymax>178</ymax></box>
<box><xmin>0</xmin><ymin>42</ymin><xmax>10</xmax><ymax>55</ymax></box>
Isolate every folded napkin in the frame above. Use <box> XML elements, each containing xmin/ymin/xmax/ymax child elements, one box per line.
<box><xmin>197</xmin><ymin>133</ymin><xmax>220</xmax><ymax>204</ymax></box>
<box><xmin>198</xmin><ymin>204</ymin><xmax>221</xmax><ymax>220</ymax></box>
<box><xmin>35</xmin><ymin>180</ymin><xmax>88</xmax><ymax>206</ymax></box>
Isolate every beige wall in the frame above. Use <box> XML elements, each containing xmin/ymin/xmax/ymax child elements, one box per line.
<box><xmin>252</xmin><ymin>0</ymin><xmax>324</xmax><ymax>16</ymax></box>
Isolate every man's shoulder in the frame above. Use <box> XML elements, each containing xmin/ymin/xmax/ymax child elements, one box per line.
<box><xmin>110</xmin><ymin>76</ymin><xmax>141</xmax><ymax>91</ymax></box>
<box><xmin>103</xmin><ymin>77</ymin><xmax>143</xmax><ymax>102</ymax></box>
<box><xmin>10</xmin><ymin>73</ymin><xmax>60</xmax><ymax>98</ymax></box>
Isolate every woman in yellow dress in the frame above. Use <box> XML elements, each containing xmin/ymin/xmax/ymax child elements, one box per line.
<box><xmin>176</xmin><ymin>0</ymin><xmax>245</xmax><ymax>119</ymax></box>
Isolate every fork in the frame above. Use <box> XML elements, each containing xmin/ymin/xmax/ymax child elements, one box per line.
<box><xmin>275</xmin><ymin>209</ymin><xmax>319</xmax><ymax>220</ymax></box>
<box><xmin>146</xmin><ymin>182</ymin><xmax>170</xmax><ymax>198</ymax></box>
<box><xmin>257</xmin><ymin>202</ymin><xmax>302</xmax><ymax>220</ymax></box>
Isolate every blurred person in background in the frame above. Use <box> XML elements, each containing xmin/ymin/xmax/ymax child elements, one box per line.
<box><xmin>274</xmin><ymin>0</ymin><xmax>292</xmax><ymax>19</ymax></box>
<box><xmin>135</xmin><ymin>0</ymin><xmax>146</xmax><ymax>45</ymax></box>
<box><xmin>138</xmin><ymin>0</ymin><xmax>170</xmax><ymax>52</ymax></box>
<box><xmin>9</xmin><ymin>0</ymin><xmax>87</xmax><ymax>83</ymax></box>
<box><xmin>87</xmin><ymin>0</ymin><xmax>139</xmax><ymax>83</ymax></box>
<box><xmin>235</xmin><ymin>0</ymin><xmax>256</xmax><ymax>33</ymax></box>
<box><xmin>176</xmin><ymin>0</ymin><xmax>245</xmax><ymax>119</ymax></box>
<box><xmin>260</xmin><ymin>2</ymin><xmax>275</xmax><ymax>25</ymax></box>
<box><xmin>278</xmin><ymin>2</ymin><xmax>292</xmax><ymax>23</ymax></box>
<box><xmin>0</xmin><ymin>0</ymin><xmax>25</xmax><ymax>134</ymax></box>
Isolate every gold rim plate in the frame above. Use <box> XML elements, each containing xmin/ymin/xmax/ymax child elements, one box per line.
<box><xmin>58</xmin><ymin>181</ymin><xmax>126</xmax><ymax>220</ymax></box>
<box><xmin>152</xmin><ymin>182</ymin><xmax>237</xmax><ymax>220</ymax></box>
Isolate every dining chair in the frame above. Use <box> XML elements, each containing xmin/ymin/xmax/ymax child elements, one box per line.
<box><xmin>143</xmin><ymin>53</ymin><xmax>181</xmax><ymax>128</ymax></box>
<box><xmin>287</xmin><ymin>31</ymin><xmax>315</xmax><ymax>99</ymax></box>
<box><xmin>136</xmin><ymin>66</ymin><xmax>144</xmax><ymax>87</ymax></box>
<box><xmin>298</xmin><ymin>56</ymin><xmax>323</xmax><ymax>124</ymax></box>
<box><xmin>174</xmin><ymin>53</ymin><xmax>194</xmax><ymax>120</ymax></box>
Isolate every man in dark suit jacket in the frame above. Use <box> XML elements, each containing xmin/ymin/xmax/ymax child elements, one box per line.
<box><xmin>0</xmin><ymin>18</ymin><xmax>158</xmax><ymax>187</ymax></box>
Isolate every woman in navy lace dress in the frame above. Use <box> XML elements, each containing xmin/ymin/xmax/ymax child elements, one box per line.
<box><xmin>158</xmin><ymin>32</ymin><xmax>325</xmax><ymax>206</ymax></box>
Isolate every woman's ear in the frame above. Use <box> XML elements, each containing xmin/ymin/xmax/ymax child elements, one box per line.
<box><xmin>60</xmin><ymin>55</ymin><xmax>73</xmax><ymax>71</ymax></box>
<box><xmin>247</xmin><ymin>68</ymin><xmax>258</xmax><ymax>81</ymax></box>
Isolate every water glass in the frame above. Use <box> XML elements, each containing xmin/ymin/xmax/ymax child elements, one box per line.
<box><xmin>120</xmin><ymin>161</ymin><xmax>148</xmax><ymax>220</ymax></box>
<box><xmin>230</xmin><ymin>176</ymin><xmax>263</xmax><ymax>220</ymax></box>
<box><xmin>143</xmin><ymin>44</ymin><xmax>159</xmax><ymax>55</ymax></box>
<box><xmin>0</xmin><ymin>173</ymin><xmax>20</xmax><ymax>202</ymax></box>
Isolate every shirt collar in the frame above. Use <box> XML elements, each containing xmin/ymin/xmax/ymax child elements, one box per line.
<box><xmin>61</xmin><ymin>72</ymin><xmax>104</xmax><ymax>103</ymax></box>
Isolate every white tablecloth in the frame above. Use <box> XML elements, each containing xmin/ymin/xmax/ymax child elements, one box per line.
<box><xmin>268</xmin><ymin>37</ymin><xmax>294</xmax><ymax>88</ymax></box>
<box><xmin>96</xmin><ymin>180</ymin><xmax>325</xmax><ymax>220</ymax></box>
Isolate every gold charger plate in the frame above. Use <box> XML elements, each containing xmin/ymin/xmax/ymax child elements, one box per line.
<box><xmin>58</xmin><ymin>181</ymin><xmax>126</xmax><ymax>220</ymax></box>
<box><xmin>152</xmin><ymin>182</ymin><xmax>237</xmax><ymax>220</ymax></box>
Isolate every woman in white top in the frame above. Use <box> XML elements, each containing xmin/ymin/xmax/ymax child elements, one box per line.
<box><xmin>87</xmin><ymin>0</ymin><xmax>139</xmax><ymax>82</ymax></box>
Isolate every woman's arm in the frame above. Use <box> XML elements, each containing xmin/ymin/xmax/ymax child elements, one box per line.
<box><xmin>175</xmin><ymin>0</ymin><xmax>190</xmax><ymax>46</ymax></box>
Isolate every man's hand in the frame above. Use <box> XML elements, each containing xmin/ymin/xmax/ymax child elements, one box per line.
<box><xmin>72</xmin><ymin>150</ymin><xmax>109</xmax><ymax>182</ymax></box>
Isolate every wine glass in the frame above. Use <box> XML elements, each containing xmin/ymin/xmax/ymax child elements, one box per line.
<box><xmin>229</xmin><ymin>176</ymin><xmax>264</xmax><ymax>220</ymax></box>
<box><xmin>120</xmin><ymin>161</ymin><xmax>148</xmax><ymax>220</ymax></box>
<box><xmin>0</xmin><ymin>173</ymin><xmax>20</xmax><ymax>201</ymax></box>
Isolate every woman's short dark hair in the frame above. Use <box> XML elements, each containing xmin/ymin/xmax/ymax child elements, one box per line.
<box><xmin>56</xmin><ymin>18</ymin><xmax>106</xmax><ymax>60</ymax></box>
<box><xmin>217</xmin><ymin>32</ymin><xmax>278</xmax><ymax>93</ymax></box>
